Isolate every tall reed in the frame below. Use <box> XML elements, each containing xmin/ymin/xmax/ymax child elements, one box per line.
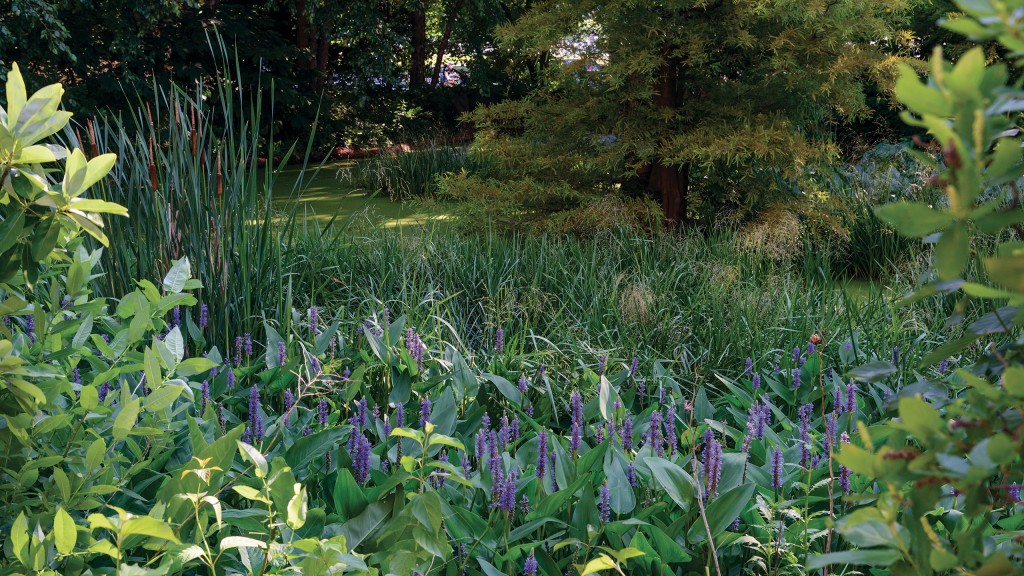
<box><xmin>63</xmin><ymin>41</ymin><xmax>322</xmax><ymax>350</ymax></box>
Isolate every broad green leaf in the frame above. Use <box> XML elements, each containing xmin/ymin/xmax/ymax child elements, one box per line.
<box><xmin>113</xmin><ymin>397</ymin><xmax>140</xmax><ymax>441</ymax></box>
<box><xmin>237</xmin><ymin>441</ymin><xmax>268</xmax><ymax>478</ymax></box>
<box><xmin>644</xmin><ymin>457</ymin><xmax>695</xmax><ymax>512</ymax></box>
<box><xmin>875</xmin><ymin>201</ymin><xmax>954</xmax><ymax>238</ymax></box>
<box><xmin>935</xmin><ymin>222</ymin><xmax>969</xmax><ymax>281</ymax></box>
<box><xmin>162</xmin><ymin>258</ymin><xmax>191</xmax><ymax>293</ymax></box>
<box><xmin>219</xmin><ymin>536</ymin><xmax>266</xmax><ymax>551</ymax></box>
<box><xmin>806</xmin><ymin>549</ymin><xmax>902</xmax><ymax>570</ymax></box>
<box><xmin>687</xmin><ymin>482</ymin><xmax>755</xmax><ymax>544</ymax></box>
<box><xmin>121</xmin><ymin>516</ymin><xmax>179</xmax><ymax>543</ymax></box>
<box><xmin>53</xmin><ymin>507</ymin><xmax>77</xmax><ymax>555</ymax></box>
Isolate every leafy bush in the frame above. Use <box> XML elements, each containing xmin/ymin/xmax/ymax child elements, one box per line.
<box><xmin>819</xmin><ymin>3</ymin><xmax>1024</xmax><ymax>573</ymax></box>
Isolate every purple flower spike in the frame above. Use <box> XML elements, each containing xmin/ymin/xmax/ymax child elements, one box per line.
<box><xmin>537</xmin><ymin>429</ymin><xmax>549</xmax><ymax>480</ymax></box>
<box><xmin>839</xmin><ymin>432</ymin><xmax>851</xmax><ymax>494</ymax></box>
<box><xmin>752</xmin><ymin>373</ymin><xmax>761</xmax><ymax>391</ymax></box>
<box><xmin>1009</xmin><ymin>482</ymin><xmax>1020</xmax><ymax>503</ymax></box>
<box><xmin>524</xmin><ymin>552</ymin><xmax>538</xmax><ymax>576</ymax></box>
<box><xmin>744</xmin><ymin>357</ymin><xmax>753</xmax><ymax>375</ymax></box>
<box><xmin>226</xmin><ymin>363</ymin><xmax>236</xmax><ymax>389</ymax></box>
<box><xmin>395</xmin><ymin>403</ymin><xmax>405</xmax><ymax>428</ymax></box>
<box><xmin>495</xmin><ymin>327</ymin><xmax>504</xmax><ymax>354</ymax></box>
<box><xmin>420</xmin><ymin>396</ymin><xmax>431</xmax><ymax>427</ymax></box>
<box><xmin>630</xmin><ymin>356</ymin><xmax>639</xmax><ymax>376</ymax></box>
<box><xmin>846</xmin><ymin>381</ymin><xmax>857</xmax><ymax>414</ymax></box>
<box><xmin>647</xmin><ymin>411</ymin><xmax>665</xmax><ymax>457</ymax></box>
<box><xmin>284</xmin><ymin>389</ymin><xmax>294</xmax><ymax>427</ymax></box>
<box><xmin>771</xmin><ymin>447</ymin><xmax>784</xmax><ymax>489</ymax></box>
<box><xmin>938</xmin><ymin>358</ymin><xmax>949</xmax><ymax>374</ymax></box>
<box><xmin>597</xmin><ymin>354</ymin><xmax>607</xmax><ymax>376</ymax></box>
<box><xmin>704</xmin><ymin>437</ymin><xmax>723</xmax><ymax>498</ymax></box>
<box><xmin>599</xmin><ymin>482</ymin><xmax>611</xmax><ymax>523</ymax></box>
<box><xmin>569</xmin><ymin>391</ymin><xmax>583</xmax><ymax>455</ymax></box>
<box><xmin>201</xmin><ymin>380</ymin><xmax>210</xmax><ymax>415</ymax></box>
<box><xmin>199</xmin><ymin>303</ymin><xmax>208</xmax><ymax>329</ymax></box>
<box><xmin>234</xmin><ymin>336</ymin><xmax>243</xmax><ymax>366</ymax></box>
<box><xmin>627</xmin><ymin>463</ymin><xmax>637</xmax><ymax>487</ymax></box>
<box><xmin>309</xmin><ymin>306</ymin><xmax>319</xmax><ymax>335</ymax></box>
<box><xmin>825</xmin><ymin>411</ymin><xmax>838</xmax><ymax>450</ymax></box>
<box><xmin>248</xmin><ymin>386</ymin><xmax>264</xmax><ymax>443</ymax></box>
<box><xmin>352</xmin><ymin>433</ymin><xmax>371</xmax><ymax>485</ymax></box>
<box><xmin>518</xmin><ymin>374</ymin><xmax>528</xmax><ymax>394</ymax></box>
<box><xmin>244</xmin><ymin>333</ymin><xmax>253</xmax><ymax>357</ymax></box>
<box><xmin>798</xmin><ymin>403</ymin><xmax>813</xmax><ymax>468</ymax></box>
<box><xmin>26</xmin><ymin>315</ymin><xmax>35</xmax><ymax>343</ymax></box>
<box><xmin>98</xmin><ymin>381</ymin><xmax>111</xmax><ymax>403</ymax></box>
<box><xmin>792</xmin><ymin>368</ymin><xmax>801</xmax><ymax>390</ymax></box>
<box><xmin>793</xmin><ymin>346</ymin><xmax>800</xmax><ymax>365</ymax></box>
<box><xmin>277</xmin><ymin>341</ymin><xmax>287</xmax><ymax>367</ymax></box>
<box><xmin>317</xmin><ymin>397</ymin><xmax>329</xmax><ymax>429</ymax></box>
<box><xmin>172</xmin><ymin>306</ymin><xmax>181</xmax><ymax>328</ymax></box>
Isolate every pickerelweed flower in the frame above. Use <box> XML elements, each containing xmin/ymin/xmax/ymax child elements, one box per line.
<box><xmin>318</xmin><ymin>398</ymin><xmax>329</xmax><ymax>429</ymax></box>
<box><xmin>172</xmin><ymin>306</ymin><xmax>181</xmax><ymax>328</ymax></box>
<box><xmin>25</xmin><ymin>315</ymin><xmax>35</xmax><ymax>343</ymax></box>
<box><xmin>395</xmin><ymin>403</ymin><xmax>405</xmax><ymax>428</ymax></box>
<box><xmin>771</xmin><ymin>447</ymin><xmax>784</xmax><ymax>489</ymax></box>
<box><xmin>495</xmin><ymin>327</ymin><xmax>504</xmax><ymax>354</ymax></box>
<box><xmin>595</xmin><ymin>424</ymin><xmax>605</xmax><ymax>445</ymax></box>
<box><xmin>282</xmin><ymin>389</ymin><xmax>294</xmax><ymax>427</ymax></box>
<box><xmin>752</xmin><ymin>373</ymin><xmax>761</xmax><ymax>391</ymax></box>
<box><xmin>839</xmin><ymin>432</ymin><xmax>851</xmax><ymax>494</ymax></box>
<box><xmin>98</xmin><ymin>381</ymin><xmax>111</xmax><ymax>403</ymax></box>
<box><xmin>383</xmin><ymin>307</ymin><xmax>390</xmax><ymax>327</ymax></box>
<box><xmin>627</xmin><ymin>463</ymin><xmax>637</xmax><ymax>487</ymax></box>
<box><xmin>72</xmin><ymin>367</ymin><xmax>81</xmax><ymax>385</ymax></box>
<box><xmin>846</xmin><ymin>381</ymin><xmax>857</xmax><ymax>413</ymax></box>
<box><xmin>648</xmin><ymin>411</ymin><xmax>665</xmax><ymax>457</ymax></box>
<box><xmin>569</xmin><ymin>391</ymin><xmax>584</xmax><ymax>455</ymax></box>
<box><xmin>525</xmin><ymin>403</ymin><xmax>534</xmax><ymax>417</ymax></box>
<box><xmin>659</xmin><ymin>387</ymin><xmax>666</xmax><ymax>406</ymax></box>
<box><xmin>499</xmin><ymin>414</ymin><xmax>511</xmax><ymax>449</ymax></box>
<box><xmin>519</xmin><ymin>494</ymin><xmax>530</xmax><ymax>514</ymax></box>
<box><xmin>792</xmin><ymin>368</ymin><xmax>801</xmax><ymax>390</ymax></box>
<box><xmin>1009</xmin><ymin>483</ymin><xmax>1020</xmax><ymax>503</ymax></box>
<box><xmin>597</xmin><ymin>354</ymin><xmax>607</xmax><ymax>376</ymax></box>
<box><xmin>599</xmin><ymin>482</ymin><xmax>611</xmax><ymax>523</ymax></box>
<box><xmin>461</xmin><ymin>453</ymin><xmax>471</xmax><ymax>478</ymax></box>
<box><xmin>431</xmin><ymin>450</ymin><xmax>449</xmax><ymax>489</ymax></box>
<box><xmin>756</xmin><ymin>401</ymin><xmax>770</xmax><ymax>439</ymax></box>
<box><xmin>420</xmin><ymin>396</ymin><xmax>431</xmax><ymax>427</ymax></box>
<box><xmin>664</xmin><ymin>404</ymin><xmax>677</xmax><ymax>456</ymax></box>
<box><xmin>342</xmin><ymin>366</ymin><xmax>351</xmax><ymax>380</ymax></box>
<box><xmin>637</xmin><ymin>379</ymin><xmax>646</xmax><ymax>397</ymax></box>
<box><xmin>517</xmin><ymin>374</ymin><xmax>528</xmax><ymax>395</ymax></box>
<box><xmin>630</xmin><ymin>356</ymin><xmax>639</xmax><ymax>376</ymax></box>
<box><xmin>798</xmin><ymin>403</ymin><xmax>813</xmax><ymax>468</ymax></box>
<box><xmin>277</xmin><ymin>342</ymin><xmax>287</xmax><ymax>367</ymax></box>
<box><xmin>475</xmin><ymin>430</ymin><xmax>487</xmax><ymax>463</ymax></box>
<box><xmin>825</xmin><ymin>411</ymin><xmax>838</xmax><ymax>451</ymax></box>
<box><xmin>248</xmin><ymin>386</ymin><xmax>264</xmax><ymax>443</ymax></box>
<box><xmin>536</xmin><ymin>429</ymin><xmax>548</xmax><ymax>479</ymax></box>
<box><xmin>201</xmin><ymin>380</ymin><xmax>210</xmax><ymax>415</ymax></box>
<box><xmin>834</xmin><ymin>386</ymin><xmax>844</xmax><ymax>414</ymax></box>
<box><xmin>807</xmin><ymin>341</ymin><xmax>816</xmax><ymax>355</ymax></box>
<box><xmin>309</xmin><ymin>306</ymin><xmax>319</xmax><ymax>335</ymax></box>
<box><xmin>793</xmin><ymin>346</ymin><xmax>801</xmax><ymax>365</ymax></box>
<box><xmin>704</xmin><ymin>437</ymin><xmax>723</xmax><ymax>498</ymax></box>
<box><xmin>744</xmin><ymin>356</ymin><xmax>753</xmax><ymax>375</ymax></box>
<box><xmin>938</xmin><ymin>358</ymin><xmax>949</xmax><ymax>374</ymax></box>
<box><xmin>511</xmin><ymin>416</ymin><xmax>520</xmax><ymax>443</ymax></box>
<box><xmin>524</xmin><ymin>552</ymin><xmax>538</xmax><ymax>576</ymax></box>
<box><xmin>244</xmin><ymin>333</ymin><xmax>253</xmax><ymax>358</ymax></box>
<box><xmin>234</xmin><ymin>336</ymin><xmax>243</xmax><ymax>366</ymax></box>
<box><xmin>352</xmin><ymin>433</ymin><xmax>371</xmax><ymax>486</ymax></box>
<box><xmin>406</xmin><ymin>328</ymin><xmax>426</xmax><ymax>371</ymax></box>
<box><xmin>488</xmin><ymin>430</ymin><xmax>501</xmax><ymax>474</ymax></box>
<box><xmin>226</xmin><ymin>363</ymin><xmax>236</xmax><ymax>389</ymax></box>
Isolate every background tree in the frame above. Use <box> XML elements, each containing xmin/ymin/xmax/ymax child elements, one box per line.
<box><xmin>465</xmin><ymin>0</ymin><xmax>921</xmax><ymax>227</ymax></box>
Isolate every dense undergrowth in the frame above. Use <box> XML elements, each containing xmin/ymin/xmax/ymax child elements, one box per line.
<box><xmin>4</xmin><ymin>1</ymin><xmax>1024</xmax><ymax>575</ymax></box>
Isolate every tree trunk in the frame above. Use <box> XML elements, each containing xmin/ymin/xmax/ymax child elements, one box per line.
<box><xmin>316</xmin><ymin>25</ymin><xmax>331</xmax><ymax>88</ymax></box>
<box><xmin>410</xmin><ymin>2</ymin><xmax>427</xmax><ymax>87</ymax></box>
<box><xmin>430</xmin><ymin>0</ymin><xmax>464</xmax><ymax>86</ymax></box>
<box><xmin>648</xmin><ymin>56</ymin><xmax>687</xmax><ymax>227</ymax></box>
<box><xmin>295</xmin><ymin>0</ymin><xmax>314</xmax><ymax>72</ymax></box>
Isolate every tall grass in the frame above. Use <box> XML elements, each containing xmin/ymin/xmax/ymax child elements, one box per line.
<box><xmin>63</xmin><ymin>42</ymin><xmax>322</xmax><ymax>350</ymax></box>
<box><xmin>281</xmin><ymin>223</ymin><xmax>959</xmax><ymax>386</ymax></box>
<box><xmin>349</xmin><ymin>144</ymin><xmax>488</xmax><ymax>200</ymax></box>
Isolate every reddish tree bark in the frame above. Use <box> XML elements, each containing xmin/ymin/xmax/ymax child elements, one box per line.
<box><xmin>411</xmin><ymin>2</ymin><xmax>427</xmax><ymax>87</ymax></box>
<box><xmin>430</xmin><ymin>0</ymin><xmax>464</xmax><ymax>86</ymax></box>
<box><xmin>647</xmin><ymin>57</ymin><xmax>688</xmax><ymax>227</ymax></box>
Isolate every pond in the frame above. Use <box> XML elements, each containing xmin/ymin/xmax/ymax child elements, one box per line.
<box><xmin>270</xmin><ymin>160</ymin><xmax>452</xmax><ymax>227</ymax></box>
